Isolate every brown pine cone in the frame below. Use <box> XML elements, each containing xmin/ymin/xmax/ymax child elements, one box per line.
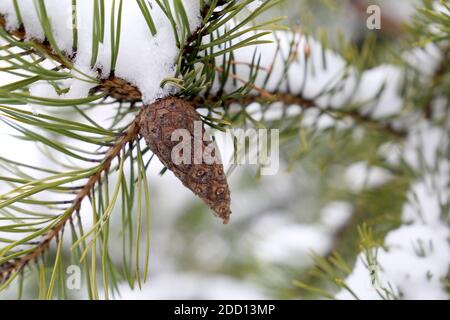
<box><xmin>139</xmin><ymin>97</ymin><xmax>231</xmax><ymax>224</ymax></box>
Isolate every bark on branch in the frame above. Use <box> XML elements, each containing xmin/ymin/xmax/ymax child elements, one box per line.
<box><xmin>0</xmin><ymin>112</ymin><xmax>142</xmax><ymax>284</ymax></box>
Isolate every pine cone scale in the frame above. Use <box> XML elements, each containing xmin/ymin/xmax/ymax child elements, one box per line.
<box><xmin>139</xmin><ymin>97</ymin><xmax>231</xmax><ymax>224</ymax></box>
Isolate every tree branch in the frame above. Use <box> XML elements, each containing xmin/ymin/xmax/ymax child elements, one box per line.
<box><xmin>0</xmin><ymin>4</ymin><xmax>405</xmax><ymax>283</ymax></box>
<box><xmin>1</xmin><ymin>14</ymin><xmax>406</xmax><ymax>139</ymax></box>
<box><xmin>0</xmin><ymin>110</ymin><xmax>142</xmax><ymax>284</ymax></box>
<box><xmin>194</xmin><ymin>91</ymin><xmax>407</xmax><ymax>138</ymax></box>
<box><xmin>0</xmin><ymin>14</ymin><xmax>142</xmax><ymax>103</ymax></box>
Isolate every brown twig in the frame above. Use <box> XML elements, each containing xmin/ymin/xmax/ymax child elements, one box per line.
<box><xmin>0</xmin><ymin>15</ymin><xmax>147</xmax><ymax>283</ymax></box>
<box><xmin>194</xmin><ymin>91</ymin><xmax>407</xmax><ymax>138</ymax></box>
<box><xmin>1</xmin><ymin>14</ymin><xmax>406</xmax><ymax>138</ymax></box>
<box><xmin>0</xmin><ymin>6</ymin><xmax>406</xmax><ymax>282</ymax></box>
<box><xmin>0</xmin><ymin>15</ymin><xmax>142</xmax><ymax>102</ymax></box>
<box><xmin>0</xmin><ymin>110</ymin><xmax>142</xmax><ymax>284</ymax></box>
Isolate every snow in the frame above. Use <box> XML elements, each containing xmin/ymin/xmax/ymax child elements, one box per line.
<box><xmin>115</xmin><ymin>272</ymin><xmax>266</xmax><ymax>300</ymax></box>
<box><xmin>0</xmin><ymin>0</ymin><xmax>202</xmax><ymax>103</ymax></box>
<box><xmin>1</xmin><ymin>1</ymin><xmax>409</xmax><ymax>115</ymax></box>
<box><xmin>216</xmin><ymin>29</ymin><xmax>410</xmax><ymax>121</ymax></box>
<box><xmin>220</xmin><ymin>31</ymin><xmax>348</xmax><ymax>105</ymax></box>
<box><xmin>254</xmin><ymin>223</ymin><xmax>333</xmax><ymax>267</ymax></box>
<box><xmin>403</xmin><ymin>123</ymin><xmax>447</xmax><ymax>170</ymax></box>
<box><xmin>1</xmin><ymin>0</ymin><xmax>448</xmax><ymax>301</ymax></box>
<box><xmin>336</xmin><ymin>122</ymin><xmax>450</xmax><ymax>300</ymax></box>
<box><xmin>251</xmin><ymin>202</ymin><xmax>353</xmax><ymax>267</ymax></box>
<box><xmin>320</xmin><ymin>201</ymin><xmax>353</xmax><ymax>230</ymax></box>
<box><xmin>345</xmin><ymin>161</ymin><xmax>394</xmax><ymax>193</ymax></box>
<box><xmin>357</xmin><ymin>65</ymin><xmax>404</xmax><ymax>119</ymax></box>
<box><xmin>336</xmin><ymin>223</ymin><xmax>450</xmax><ymax>300</ymax></box>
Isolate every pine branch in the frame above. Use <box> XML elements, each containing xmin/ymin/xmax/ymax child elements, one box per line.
<box><xmin>0</xmin><ymin>0</ymin><xmax>446</xmax><ymax>300</ymax></box>
<box><xmin>0</xmin><ymin>14</ymin><xmax>142</xmax><ymax>103</ymax></box>
<box><xmin>3</xmin><ymin>2</ymin><xmax>402</xmax><ymax>140</ymax></box>
<box><xmin>2</xmin><ymin>13</ymin><xmax>404</xmax><ymax>142</ymax></box>
<box><xmin>0</xmin><ymin>9</ymin><xmax>143</xmax><ymax>286</ymax></box>
<box><xmin>0</xmin><ymin>0</ymin><xmax>281</xmax><ymax>296</ymax></box>
<box><xmin>0</xmin><ymin>109</ymin><xmax>142</xmax><ymax>285</ymax></box>
<box><xmin>195</xmin><ymin>91</ymin><xmax>407</xmax><ymax>138</ymax></box>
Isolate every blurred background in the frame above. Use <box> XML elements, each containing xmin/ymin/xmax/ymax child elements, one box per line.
<box><xmin>1</xmin><ymin>0</ymin><xmax>448</xmax><ymax>300</ymax></box>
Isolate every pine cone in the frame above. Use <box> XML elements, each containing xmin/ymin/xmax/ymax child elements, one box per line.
<box><xmin>139</xmin><ymin>97</ymin><xmax>231</xmax><ymax>224</ymax></box>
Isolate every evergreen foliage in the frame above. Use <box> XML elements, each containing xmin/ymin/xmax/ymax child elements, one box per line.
<box><xmin>0</xmin><ymin>0</ymin><xmax>448</xmax><ymax>300</ymax></box>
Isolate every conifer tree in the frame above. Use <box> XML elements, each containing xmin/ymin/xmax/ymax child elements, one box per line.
<box><xmin>0</xmin><ymin>0</ymin><xmax>448</xmax><ymax>300</ymax></box>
